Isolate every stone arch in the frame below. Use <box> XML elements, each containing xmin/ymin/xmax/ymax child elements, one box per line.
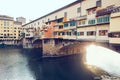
<box><xmin>32</xmin><ymin>39</ymin><xmax>42</xmax><ymax>48</ymax></box>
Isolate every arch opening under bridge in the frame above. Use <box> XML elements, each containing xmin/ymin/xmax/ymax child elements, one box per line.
<box><xmin>32</xmin><ymin>39</ymin><xmax>42</xmax><ymax>48</ymax></box>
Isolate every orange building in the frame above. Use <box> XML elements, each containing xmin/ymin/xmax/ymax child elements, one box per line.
<box><xmin>44</xmin><ymin>21</ymin><xmax>55</xmax><ymax>38</ymax></box>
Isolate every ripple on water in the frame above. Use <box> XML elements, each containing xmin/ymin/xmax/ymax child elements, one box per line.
<box><xmin>0</xmin><ymin>49</ymin><xmax>35</xmax><ymax>80</ymax></box>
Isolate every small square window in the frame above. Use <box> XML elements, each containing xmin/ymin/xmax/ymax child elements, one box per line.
<box><xmin>77</xmin><ymin>7</ymin><xmax>81</xmax><ymax>13</ymax></box>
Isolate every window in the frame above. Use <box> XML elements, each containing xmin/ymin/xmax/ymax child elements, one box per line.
<box><xmin>80</xmin><ymin>32</ymin><xmax>84</xmax><ymax>36</ymax></box>
<box><xmin>4</xmin><ymin>21</ymin><xmax>6</xmax><ymax>26</ymax></box>
<box><xmin>78</xmin><ymin>20</ymin><xmax>86</xmax><ymax>26</ymax></box>
<box><xmin>55</xmin><ymin>16</ymin><xmax>57</xmax><ymax>19</ymax></box>
<box><xmin>87</xmin><ymin>31</ymin><xmax>96</xmax><ymax>36</ymax></box>
<box><xmin>70</xmin><ymin>21</ymin><xmax>76</xmax><ymax>26</ymax></box>
<box><xmin>112</xmin><ymin>33</ymin><xmax>120</xmax><ymax>38</ymax></box>
<box><xmin>108</xmin><ymin>32</ymin><xmax>120</xmax><ymax>38</ymax></box>
<box><xmin>64</xmin><ymin>23</ymin><xmax>68</xmax><ymax>27</ymax></box>
<box><xmin>4</xmin><ymin>34</ymin><xmax>6</xmax><ymax>36</ymax></box>
<box><xmin>77</xmin><ymin>32</ymin><xmax>80</xmax><ymax>36</ymax></box>
<box><xmin>62</xmin><ymin>32</ymin><xmax>65</xmax><ymax>35</ymax></box>
<box><xmin>7</xmin><ymin>22</ymin><xmax>9</xmax><ymax>26</ymax></box>
<box><xmin>78</xmin><ymin>21</ymin><xmax>81</xmax><ymax>25</ymax></box>
<box><xmin>72</xmin><ymin>30</ymin><xmax>77</xmax><ymax>35</ymax></box>
<box><xmin>77</xmin><ymin>32</ymin><xmax>84</xmax><ymax>36</ymax></box>
<box><xmin>7</xmin><ymin>34</ymin><xmax>9</xmax><ymax>36</ymax></box>
<box><xmin>88</xmin><ymin>20</ymin><xmax>95</xmax><ymax>25</ymax></box>
<box><xmin>38</xmin><ymin>22</ymin><xmax>40</xmax><ymax>25</ymax></box>
<box><xmin>82</xmin><ymin>21</ymin><xmax>86</xmax><ymax>25</ymax></box>
<box><xmin>59</xmin><ymin>26</ymin><xmax>63</xmax><ymax>29</ymax></box>
<box><xmin>58</xmin><ymin>32</ymin><xmax>61</xmax><ymax>35</ymax></box>
<box><xmin>99</xmin><ymin>30</ymin><xmax>108</xmax><ymax>36</ymax></box>
<box><xmin>57</xmin><ymin>18</ymin><xmax>63</xmax><ymax>23</ymax></box>
<box><xmin>64</xmin><ymin>12</ymin><xmax>67</xmax><ymax>17</ymax></box>
<box><xmin>96</xmin><ymin>0</ymin><xmax>101</xmax><ymax>7</ymax></box>
<box><xmin>67</xmin><ymin>32</ymin><xmax>71</xmax><ymax>36</ymax></box>
<box><xmin>77</xmin><ymin>7</ymin><xmax>81</xmax><ymax>13</ymax></box>
<box><xmin>97</xmin><ymin>16</ymin><xmax>110</xmax><ymax>24</ymax></box>
<box><xmin>54</xmin><ymin>32</ymin><xmax>58</xmax><ymax>35</ymax></box>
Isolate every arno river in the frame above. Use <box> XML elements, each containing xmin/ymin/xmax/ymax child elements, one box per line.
<box><xmin>0</xmin><ymin>48</ymin><xmax>96</xmax><ymax>80</ymax></box>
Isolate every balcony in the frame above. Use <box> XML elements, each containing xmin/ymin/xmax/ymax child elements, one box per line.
<box><xmin>58</xmin><ymin>35</ymin><xmax>63</xmax><ymax>39</ymax></box>
<box><xmin>112</xmin><ymin>6</ymin><xmax>120</xmax><ymax>13</ymax></box>
<box><xmin>55</xmin><ymin>22</ymin><xmax>63</xmax><ymax>26</ymax></box>
<box><xmin>96</xmin><ymin>6</ymin><xmax>115</xmax><ymax>17</ymax></box>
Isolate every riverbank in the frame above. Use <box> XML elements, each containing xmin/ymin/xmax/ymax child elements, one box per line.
<box><xmin>0</xmin><ymin>43</ymin><xmax>22</xmax><ymax>48</ymax></box>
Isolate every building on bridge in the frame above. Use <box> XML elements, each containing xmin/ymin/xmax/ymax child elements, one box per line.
<box><xmin>22</xmin><ymin>0</ymin><xmax>120</xmax><ymax>48</ymax></box>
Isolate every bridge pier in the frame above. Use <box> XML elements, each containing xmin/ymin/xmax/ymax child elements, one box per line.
<box><xmin>23</xmin><ymin>38</ymin><xmax>33</xmax><ymax>48</ymax></box>
<box><xmin>23</xmin><ymin>37</ymin><xmax>117</xmax><ymax>59</ymax></box>
<box><xmin>42</xmin><ymin>39</ymin><xmax>57</xmax><ymax>56</ymax></box>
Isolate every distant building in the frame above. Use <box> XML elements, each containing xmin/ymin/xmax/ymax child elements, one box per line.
<box><xmin>16</xmin><ymin>17</ymin><xmax>26</xmax><ymax>25</ymax></box>
<box><xmin>0</xmin><ymin>15</ymin><xmax>23</xmax><ymax>45</ymax></box>
<box><xmin>14</xmin><ymin>21</ymin><xmax>23</xmax><ymax>40</ymax></box>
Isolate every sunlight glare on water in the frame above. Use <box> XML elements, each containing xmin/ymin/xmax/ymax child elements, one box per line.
<box><xmin>86</xmin><ymin>45</ymin><xmax>120</xmax><ymax>76</ymax></box>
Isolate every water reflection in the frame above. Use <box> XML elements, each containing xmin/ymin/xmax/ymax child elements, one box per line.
<box><xmin>0</xmin><ymin>48</ymin><xmax>95</xmax><ymax>80</ymax></box>
<box><xmin>0</xmin><ymin>49</ymin><xmax>34</xmax><ymax>80</ymax></box>
<box><xmin>86</xmin><ymin>45</ymin><xmax>120</xmax><ymax>76</ymax></box>
<box><xmin>30</xmin><ymin>57</ymin><xmax>94</xmax><ymax>79</ymax></box>
<box><xmin>21</xmin><ymin>48</ymin><xmax>95</xmax><ymax>80</ymax></box>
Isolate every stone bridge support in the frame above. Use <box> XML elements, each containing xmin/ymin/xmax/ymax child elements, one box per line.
<box><xmin>42</xmin><ymin>39</ymin><xmax>83</xmax><ymax>56</ymax></box>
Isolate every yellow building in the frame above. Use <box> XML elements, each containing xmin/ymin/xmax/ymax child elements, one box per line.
<box><xmin>0</xmin><ymin>15</ymin><xmax>22</xmax><ymax>45</ymax></box>
<box><xmin>109</xmin><ymin>7</ymin><xmax>120</xmax><ymax>45</ymax></box>
<box><xmin>14</xmin><ymin>21</ymin><xmax>23</xmax><ymax>40</ymax></box>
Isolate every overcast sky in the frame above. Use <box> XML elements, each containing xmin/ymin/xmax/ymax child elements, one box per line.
<box><xmin>0</xmin><ymin>0</ymin><xmax>76</xmax><ymax>23</ymax></box>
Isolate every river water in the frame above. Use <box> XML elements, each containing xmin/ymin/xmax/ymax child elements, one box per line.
<box><xmin>0</xmin><ymin>48</ymin><xmax>96</xmax><ymax>80</ymax></box>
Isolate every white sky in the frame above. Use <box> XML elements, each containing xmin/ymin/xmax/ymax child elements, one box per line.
<box><xmin>0</xmin><ymin>0</ymin><xmax>76</xmax><ymax>23</ymax></box>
